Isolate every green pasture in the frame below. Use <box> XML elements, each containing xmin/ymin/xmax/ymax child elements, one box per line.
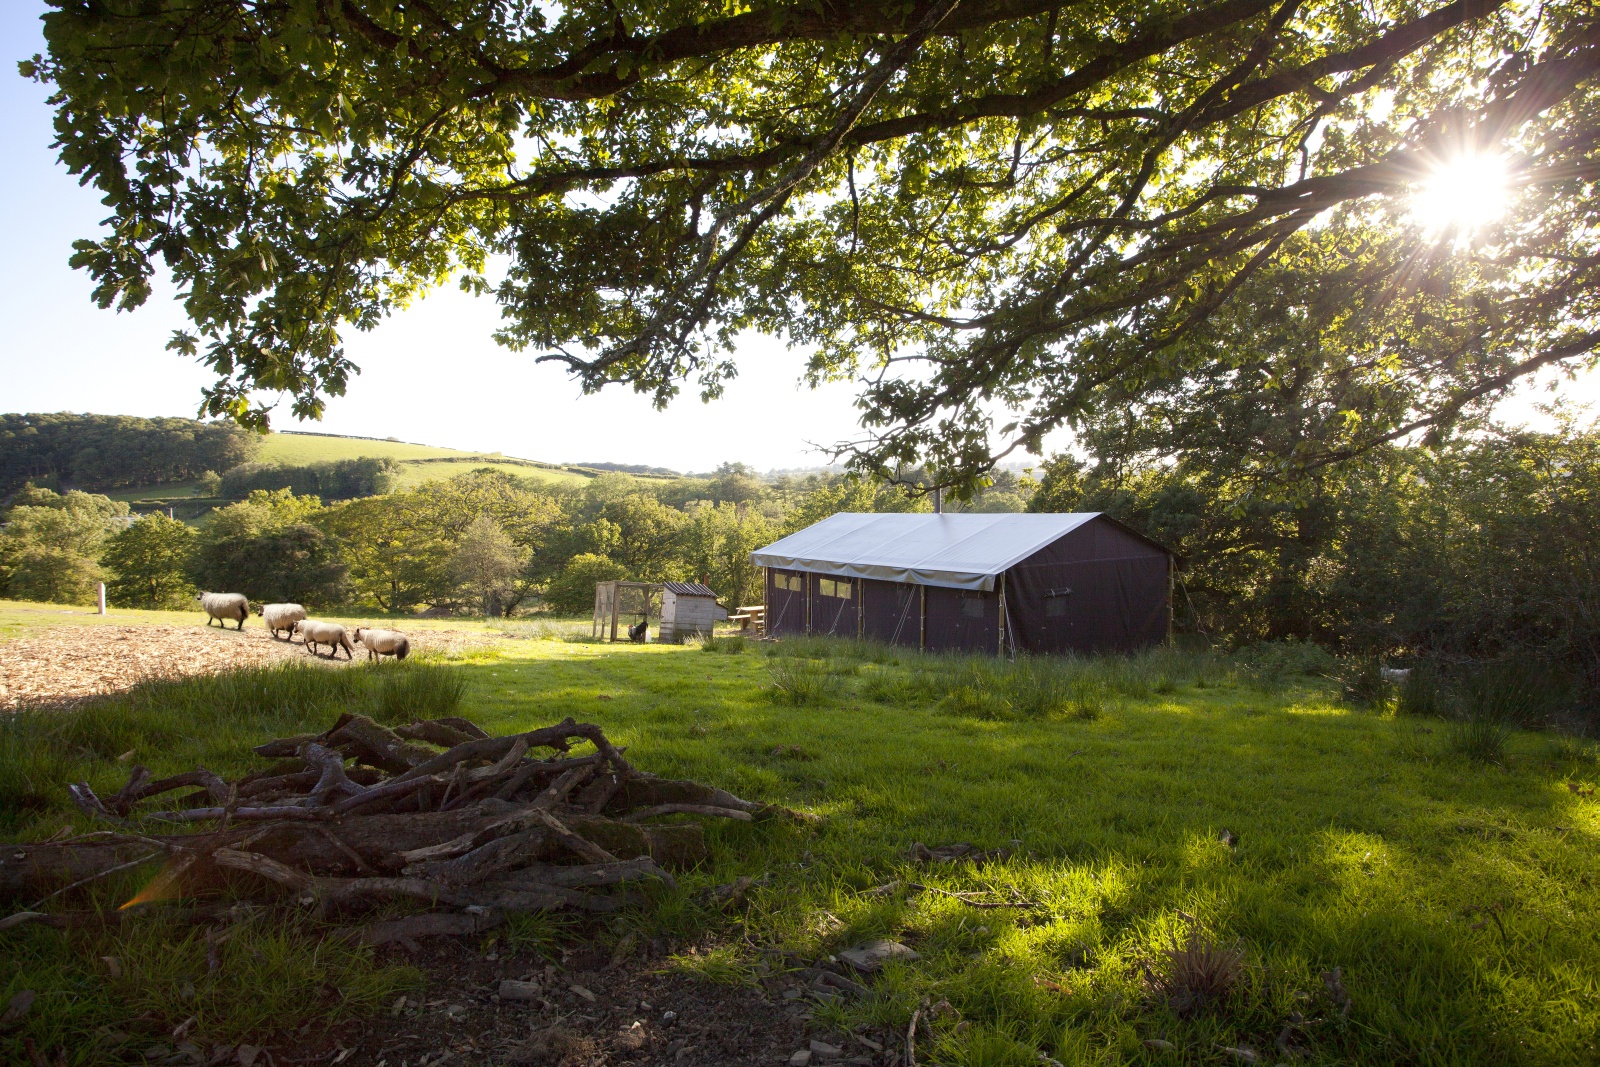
<box><xmin>95</xmin><ymin>433</ymin><xmax>589</xmax><ymax>509</ymax></box>
<box><xmin>256</xmin><ymin>432</ymin><xmax>490</xmax><ymax>465</ymax></box>
<box><xmin>2</xmin><ymin>618</ymin><xmax>1598</xmax><ymax>1065</ymax></box>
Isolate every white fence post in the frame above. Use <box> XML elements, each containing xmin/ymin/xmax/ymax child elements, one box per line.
<box><xmin>98</xmin><ymin>582</ymin><xmax>107</xmax><ymax>615</ymax></box>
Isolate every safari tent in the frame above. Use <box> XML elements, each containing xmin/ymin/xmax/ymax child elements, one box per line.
<box><xmin>750</xmin><ymin>513</ymin><xmax>1173</xmax><ymax>655</ymax></box>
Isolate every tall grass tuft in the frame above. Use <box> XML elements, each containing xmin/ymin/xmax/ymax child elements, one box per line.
<box><xmin>1148</xmin><ymin>927</ymin><xmax>1247</xmax><ymax>1017</ymax></box>
<box><xmin>700</xmin><ymin>634</ymin><xmax>747</xmax><ymax>654</ymax></box>
<box><xmin>0</xmin><ymin>660</ymin><xmax>469</xmax><ymax>833</ymax></box>
<box><xmin>1396</xmin><ymin>665</ymin><xmax>1447</xmax><ymax>718</ymax></box>
<box><xmin>767</xmin><ymin>658</ymin><xmax>844</xmax><ymax>705</ymax></box>
<box><xmin>370</xmin><ymin>661</ymin><xmax>467</xmax><ymax>723</ymax></box>
<box><xmin>1447</xmin><ymin>713</ymin><xmax>1513</xmax><ymax>764</ymax></box>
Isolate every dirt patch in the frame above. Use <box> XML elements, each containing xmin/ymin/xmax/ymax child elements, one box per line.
<box><xmin>146</xmin><ymin>934</ymin><xmax>900</xmax><ymax>1067</ymax></box>
<box><xmin>0</xmin><ymin>624</ymin><xmax>496</xmax><ymax>711</ymax></box>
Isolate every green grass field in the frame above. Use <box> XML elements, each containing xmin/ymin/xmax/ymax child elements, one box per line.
<box><xmin>101</xmin><ymin>433</ymin><xmax>591</xmax><ymax>507</ymax></box>
<box><xmin>3</xmin><ymin>612</ymin><xmax>1599</xmax><ymax>1065</ymax></box>
<box><xmin>258</xmin><ymin>433</ymin><xmax>588</xmax><ymax>488</ymax></box>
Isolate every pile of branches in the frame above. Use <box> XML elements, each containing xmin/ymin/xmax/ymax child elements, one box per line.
<box><xmin>4</xmin><ymin>715</ymin><xmax>795</xmax><ymax>916</ymax></box>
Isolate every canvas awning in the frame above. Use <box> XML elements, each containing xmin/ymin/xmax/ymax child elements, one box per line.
<box><xmin>750</xmin><ymin>512</ymin><xmax>1103</xmax><ymax>592</ymax></box>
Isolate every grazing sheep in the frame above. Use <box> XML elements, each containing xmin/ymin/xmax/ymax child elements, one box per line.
<box><xmin>197</xmin><ymin>592</ymin><xmax>249</xmax><ymax>630</ymax></box>
<box><xmin>258</xmin><ymin>603</ymin><xmax>307</xmax><ymax>641</ymax></box>
<box><xmin>1381</xmin><ymin>667</ymin><xmax>1413</xmax><ymax>685</ymax></box>
<box><xmin>352</xmin><ymin>626</ymin><xmax>410</xmax><ymax>661</ymax></box>
<box><xmin>299</xmin><ymin>619</ymin><xmax>354</xmax><ymax>660</ymax></box>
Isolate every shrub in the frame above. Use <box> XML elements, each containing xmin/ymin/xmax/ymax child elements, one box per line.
<box><xmin>1338</xmin><ymin>656</ymin><xmax>1390</xmax><ymax>709</ymax></box>
<box><xmin>1395</xmin><ymin>665</ymin><xmax>1447</xmax><ymax>718</ymax></box>
<box><xmin>544</xmin><ymin>553</ymin><xmax>627</xmax><ymax>614</ymax></box>
<box><xmin>1237</xmin><ymin>640</ymin><xmax>1337</xmax><ymax>690</ymax></box>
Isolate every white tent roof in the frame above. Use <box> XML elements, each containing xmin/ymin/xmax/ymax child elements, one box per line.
<box><xmin>749</xmin><ymin>512</ymin><xmax>1102</xmax><ymax>592</ymax></box>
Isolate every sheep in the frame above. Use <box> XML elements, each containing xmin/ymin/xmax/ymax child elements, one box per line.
<box><xmin>1381</xmin><ymin>666</ymin><xmax>1413</xmax><ymax>685</ymax></box>
<box><xmin>352</xmin><ymin>626</ymin><xmax>410</xmax><ymax>662</ymax></box>
<box><xmin>197</xmin><ymin>592</ymin><xmax>249</xmax><ymax>630</ymax></box>
<box><xmin>258</xmin><ymin>603</ymin><xmax>307</xmax><ymax>642</ymax></box>
<box><xmin>298</xmin><ymin>619</ymin><xmax>354</xmax><ymax>660</ymax></box>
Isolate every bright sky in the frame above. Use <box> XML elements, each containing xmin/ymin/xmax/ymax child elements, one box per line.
<box><xmin>0</xmin><ymin>4</ymin><xmax>1592</xmax><ymax>475</ymax></box>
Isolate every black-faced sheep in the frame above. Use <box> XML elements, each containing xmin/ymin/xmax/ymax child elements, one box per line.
<box><xmin>197</xmin><ymin>592</ymin><xmax>249</xmax><ymax>630</ymax></box>
<box><xmin>258</xmin><ymin>603</ymin><xmax>307</xmax><ymax>641</ymax></box>
<box><xmin>298</xmin><ymin>619</ymin><xmax>354</xmax><ymax>660</ymax></box>
<box><xmin>352</xmin><ymin>626</ymin><xmax>410</xmax><ymax>661</ymax></box>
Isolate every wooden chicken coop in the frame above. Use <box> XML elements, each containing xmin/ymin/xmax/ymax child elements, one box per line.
<box><xmin>592</xmin><ymin>581</ymin><xmax>662</xmax><ymax>642</ymax></box>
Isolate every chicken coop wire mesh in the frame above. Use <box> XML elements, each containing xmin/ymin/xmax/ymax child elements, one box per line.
<box><xmin>592</xmin><ymin>581</ymin><xmax>662</xmax><ymax>641</ymax></box>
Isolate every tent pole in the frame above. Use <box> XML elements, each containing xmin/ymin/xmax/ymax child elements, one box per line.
<box><xmin>1167</xmin><ymin>556</ymin><xmax>1175</xmax><ymax>646</ymax></box>
<box><xmin>919</xmin><ymin>585</ymin><xmax>927</xmax><ymax>652</ymax></box>
<box><xmin>997</xmin><ymin>573</ymin><xmax>1008</xmax><ymax>659</ymax></box>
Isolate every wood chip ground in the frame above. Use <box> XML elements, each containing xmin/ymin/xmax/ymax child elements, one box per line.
<box><xmin>0</xmin><ymin>624</ymin><xmax>494</xmax><ymax>711</ymax></box>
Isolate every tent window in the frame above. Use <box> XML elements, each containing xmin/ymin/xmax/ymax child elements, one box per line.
<box><xmin>775</xmin><ymin>573</ymin><xmax>803</xmax><ymax>592</ymax></box>
<box><xmin>961</xmin><ymin>595</ymin><xmax>985</xmax><ymax>619</ymax></box>
<box><xmin>819</xmin><ymin>578</ymin><xmax>853</xmax><ymax>599</ymax></box>
<box><xmin>1046</xmin><ymin>598</ymin><xmax>1068</xmax><ymax>617</ymax></box>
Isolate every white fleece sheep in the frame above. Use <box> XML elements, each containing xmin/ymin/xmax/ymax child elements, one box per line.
<box><xmin>258</xmin><ymin>603</ymin><xmax>307</xmax><ymax>641</ymax></box>
<box><xmin>197</xmin><ymin>592</ymin><xmax>249</xmax><ymax>630</ymax></box>
<box><xmin>352</xmin><ymin>627</ymin><xmax>410</xmax><ymax>661</ymax></box>
<box><xmin>299</xmin><ymin>619</ymin><xmax>354</xmax><ymax>660</ymax></box>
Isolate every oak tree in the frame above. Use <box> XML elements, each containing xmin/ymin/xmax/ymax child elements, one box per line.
<box><xmin>28</xmin><ymin>0</ymin><xmax>1600</xmax><ymax>487</ymax></box>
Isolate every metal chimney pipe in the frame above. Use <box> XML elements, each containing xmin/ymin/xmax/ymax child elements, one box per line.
<box><xmin>933</xmin><ymin>486</ymin><xmax>942</xmax><ymax>514</ymax></box>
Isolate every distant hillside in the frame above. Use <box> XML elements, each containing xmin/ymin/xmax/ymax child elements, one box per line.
<box><xmin>1</xmin><ymin>416</ymin><xmax>662</xmax><ymax>516</ymax></box>
<box><xmin>257</xmin><ymin>432</ymin><xmax>591</xmax><ymax>490</ymax></box>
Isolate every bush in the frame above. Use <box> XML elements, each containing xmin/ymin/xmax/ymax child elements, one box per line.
<box><xmin>1237</xmin><ymin>640</ymin><xmax>1336</xmax><ymax>690</ymax></box>
<box><xmin>700</xmin><ymin>634</ymin><xmax>746</xmax><ymax>654</ymax></box>
<box><xmin>1338</xmin><ymin>656</ymin><xmax>1390</xmax><ymax>709</ymax></box>
<box><xmin>544</xmin><ymin>553</ymin><xmax>627</xmax><ymax>614</ymax></box>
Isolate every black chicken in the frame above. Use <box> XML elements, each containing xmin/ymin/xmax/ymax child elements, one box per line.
<box><xmin>628</xmin><ymin>617</ymin><xmax>648</xmax><ymax>643</ymax></box>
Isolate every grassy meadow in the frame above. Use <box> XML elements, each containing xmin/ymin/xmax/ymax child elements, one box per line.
<box><xmin>101</xmin><ymin>432</ymin><xmax>591</xmax><ymax>508</ymax></box>
<box><xmin>2</xmin><ymin>613</ymin><xmax>1599</xmax><ymax>1065</ymax></box>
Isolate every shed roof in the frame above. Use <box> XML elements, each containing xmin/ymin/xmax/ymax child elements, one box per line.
<box><xmin>751</xmin><ymin>512</ymin><xmax>1134</xmax><ymax>592</ymax></box>
<box><xmin>662</xmin><ymin>581</ymin><xmax>718</xmax><ymax>598</ymax></box>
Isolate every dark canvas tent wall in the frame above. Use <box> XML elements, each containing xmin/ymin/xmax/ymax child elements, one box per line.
<box><xmin>751</xmin><ymin>513</ymin><xmax>1172</xmax><ymax>655</ymax></box>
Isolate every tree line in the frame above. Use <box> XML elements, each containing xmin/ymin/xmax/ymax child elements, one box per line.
<box><xmin>0</xmin><ymin>414</ymin><xmax>255</xmax><ymax>496</ymax></box>
<box><xmin>0</xmin><ymin>464</ymin><xmax>930</xmax><ymax>619</ymax></box>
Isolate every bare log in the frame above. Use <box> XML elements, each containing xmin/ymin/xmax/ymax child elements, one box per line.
<box><xmin>395</xmin><ymin>718</ymin><xmax>490</xmax><ymax>748</ymax></box>
<box><xmin>302</xmin><ymin>743</ymin><xmax>367</xmax><ymax>803</ymax></box>
<box><xmin>622</xmin><ymin>804</ymin><xmax>755</xmax><ymax>823</ymax></box>
<box><xmin>323</xmin><ymin>714</ymin><xmax>437</xmax><ymax>774</ymax></box>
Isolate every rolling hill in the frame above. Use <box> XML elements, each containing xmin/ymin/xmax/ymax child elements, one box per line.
<box><xmin>104</xmin><ymin>431</ymin><xmax>605</xmax><ymax>513</ymax></box>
